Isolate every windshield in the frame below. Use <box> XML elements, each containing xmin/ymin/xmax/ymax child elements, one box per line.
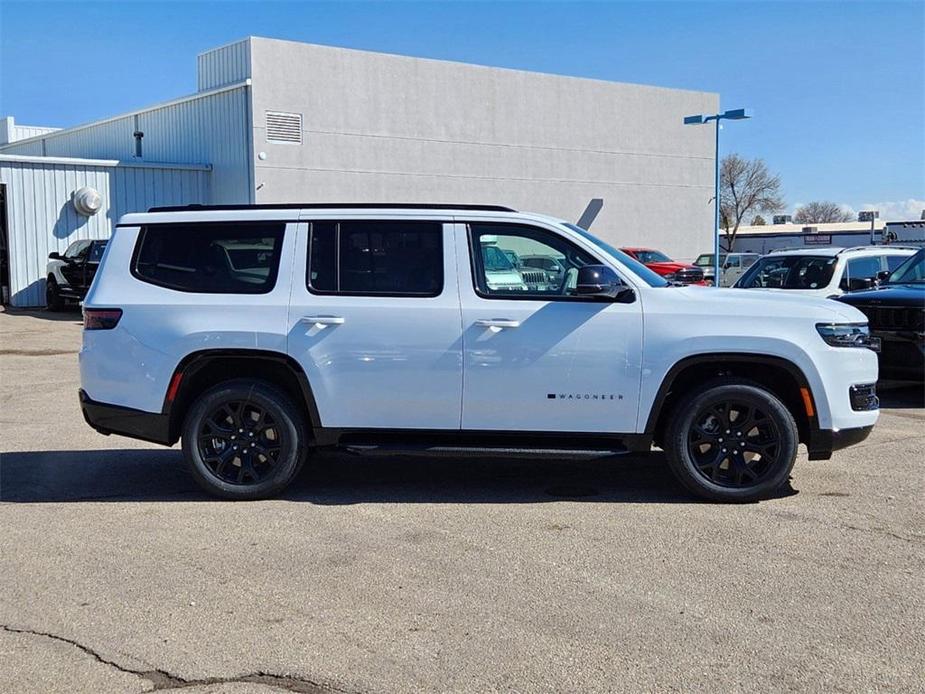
<box><xmin>563</xmin><ymin>224</ymin><xmax>669</xmax><ymax>287</ymax></box>
<box><xmin>736</xmin><ymin>255</ymin><xmax>837</xmax><ymax>289</ymax></box>
<box><xmin>633</xmin><ymin>250</ymin><xmax>672</xmax><ymax>264</ymax></box>
<box><xmin>886</xmin><ymin>249</ymin><xmax>925</xmax><ymax>284</ymax></box>
<box><xmin>694</xmin><ymin>254</ymin><xmax>725</xmax><ymax>267</ymax></box>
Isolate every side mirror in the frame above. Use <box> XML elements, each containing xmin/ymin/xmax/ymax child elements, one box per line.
<box><xmin>846</xmin><ymin>277</ymin><xmax>874</xmax><ymax>291</ymax></box>
<box><xmin>48</xmin><ymin>251</ymin><xmax>62</xmax><ymax>260</ymax></box>
<box><xmin>876</xmin><ymin>270</ymin><xmax>891</xmax><ymax>282</ymax></box>
<box><xmin>575</xmin><ymin>265</ymin><xmax>634</xmax><ymax>302</ymax></box>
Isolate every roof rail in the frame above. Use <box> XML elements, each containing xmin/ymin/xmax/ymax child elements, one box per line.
<box><xmin>769</xmin><ymin>246</ymin><xmax>840</xmax><ymax>253</ymax></box>
<box><xmin>147</xmin><ymin>202</ymin><xmax>518</xmax><ymax>213</ymax></box>
<box><xmin>835</xmin><ymin>244</ymin><xmax>922</xmax><ymax>254</ymax></box>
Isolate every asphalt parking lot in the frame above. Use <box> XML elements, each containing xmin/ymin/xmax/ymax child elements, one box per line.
<box><xmin>1</xmin><ymin>308</ymin><xmax>923</xmax><ymax>693</ymax></box>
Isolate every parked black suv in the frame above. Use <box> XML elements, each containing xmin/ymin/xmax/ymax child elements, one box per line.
<box><xmin>46</xmin><ymin>239</ymin><xmax>108</xmax><ymax>310</ymax></box>
<box><xmin>838</xmin><ymin>248</ymin><xmax>925</xmax><ymax>381</ymax></box>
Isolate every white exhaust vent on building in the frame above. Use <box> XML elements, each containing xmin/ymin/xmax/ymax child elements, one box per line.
<box><xmin>265</xmin><ymin>111</ymin><xmax>302</xmax><ymax>144</ymax></box>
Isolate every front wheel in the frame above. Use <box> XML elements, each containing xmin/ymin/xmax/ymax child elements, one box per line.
<box><xmin>181</xmin><ymin>379</ymin><xmax>308</xmax><ymax>500</ymax></box>
<box><xmin>663</xmin><ymin>381</ymin><xmax>798</xmax><ymax>502</ymax></box>
<box><xmin>45</xmin><ymin>277</ymin><xmax>64</xmax><ymax>311</ymax></box>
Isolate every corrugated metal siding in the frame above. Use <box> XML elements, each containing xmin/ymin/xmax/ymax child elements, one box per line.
<box><xmin>10</xmin><ymin>125</ymin><xmax>60</xmax><ymax>141</ymax></box>
<box><xmin>0</xmin><ymin>87</ymin><xmax>250</xmax><ymax>203</ymax></box>
<box><xmin>0</xmin><ymin>159</ymin><xmax>210</xmax><ymax>307</ymax></box>
<box><xmin>198</xmin><ymin>39</ymin><xmax>251</xmax><ymax>91</ymax></box>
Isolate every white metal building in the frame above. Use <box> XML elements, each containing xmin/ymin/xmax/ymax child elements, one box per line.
<box><xmin>0</xmin><ymin>36</ymin><xmax>717</xmax><ymax>307</ymax></box>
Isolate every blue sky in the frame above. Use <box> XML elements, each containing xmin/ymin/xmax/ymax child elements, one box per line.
<box><xmin>1</xmin><ymin>0</ymin><xmax>923</xmax><ymax>219</ymax></box>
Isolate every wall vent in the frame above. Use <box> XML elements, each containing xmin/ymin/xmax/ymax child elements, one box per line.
<box><xmin>266</xmin><ymin>111</ymin><xmax>302</xmax><ymax>144</ymax></box>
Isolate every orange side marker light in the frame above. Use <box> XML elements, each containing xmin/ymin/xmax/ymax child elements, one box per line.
<box><xmin>800</xmin><ymin>387</ymin><xmax>815</xmax><ymax>418</ymax></box>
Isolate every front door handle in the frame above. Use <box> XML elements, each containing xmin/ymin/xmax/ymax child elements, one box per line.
<box><xmin>301</xmin><ymin>315</ymin><xmax>345</xmax><ymax>326</ymax></box>
<box><xmin>475</xmin><ymin>318</ymin><xmax>521</xmax><ymax>329</ymax></box>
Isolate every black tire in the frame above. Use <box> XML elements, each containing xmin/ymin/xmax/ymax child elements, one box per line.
<box><xmin>181</xmin><ymin>379</ymin><xmax>308</xmax><ymax>500</ymax></box>
<box><xmin>45</xmin><ymin>277</ymin><xmax>64</xmax><ymax>311</ymax></box>
<box><xmin>663</xmin><ymin>380</ymin><xmax>798</xmax><ymax>502</ymax></box>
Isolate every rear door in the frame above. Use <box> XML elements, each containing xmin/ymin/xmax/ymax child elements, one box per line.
<box><xmin>287</xmin><ymin>218</ymin><xmax>463</xmax><ymax>430</ymax></box>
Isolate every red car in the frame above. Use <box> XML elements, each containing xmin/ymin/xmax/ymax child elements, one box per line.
<box><xmin>620</xmin><ymin>247</ymin><xmax>707</xmax><ymax>285</ymax></box>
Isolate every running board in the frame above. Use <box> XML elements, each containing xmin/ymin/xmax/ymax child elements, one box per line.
<box><xmin>343</xmin><ymin>444</ymin><xmax>629</xmax><ymax>459</ymax></box>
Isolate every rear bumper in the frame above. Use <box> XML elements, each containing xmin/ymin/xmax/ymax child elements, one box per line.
<box><xmin>79</xmin><ymin>389</ymin><xmax>173</xmax><ymax>446</ymax></box>
<box><xmin>806</xmin><ymin>425</ymin><xmax>874</xmax><ymax>461</ymax></box>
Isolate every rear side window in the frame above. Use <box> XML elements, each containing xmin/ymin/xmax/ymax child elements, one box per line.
<box><xmin>307</xmin><ymin>220</ymin><xmax>443</xmax><ymax>296</ymax></box>
<box><xmin>133</xmin><ymin>222</ymin><xmax>285</xmax><ymax>294</ymax></box>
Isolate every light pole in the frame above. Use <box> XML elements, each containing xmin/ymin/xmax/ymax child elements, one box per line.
<box><xmin>683</xmin><ymin>108</ymin><xmax>752</xmax><ymax>286</ymax></box>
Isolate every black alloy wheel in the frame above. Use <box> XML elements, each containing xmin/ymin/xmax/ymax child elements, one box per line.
<box><xmin>197</xmin><ymin>400</ymin><xmax>283</xmax><ymax>485</ymax></box>
<box><xmin>664</xmin><ymin>381</ymin><xmax>798</xmax><ymax>502</ymax></box>
<box><xmin>686</xmin><ymin>400</ymin><xmax>781</xmax><ymax>488</ymax></box>
<box><xmin>182</xmin><ymin>379</ymin><xmax>307</xmax><ymax>500</ymax></box>
<box><xmin>46</xmin><ymin>277</ymin><xmax>63</xmax><ymax>311</ymax></box>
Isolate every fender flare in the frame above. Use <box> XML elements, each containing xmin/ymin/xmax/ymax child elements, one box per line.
<box><xmin>643</xmin><ymin>352</ymin><xmax>817</xmax><ymax>435</ymax></box>
<box><xmin>163</xmin><ymin>349</ymin><xmax>323</xmax><ymax>441</ymax></box>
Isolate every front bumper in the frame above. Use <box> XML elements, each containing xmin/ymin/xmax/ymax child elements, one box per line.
<box><xmin>806</xmin><ymin>425</ymin><xmax>874</xmax><ymax>460</ymax></box>
<box><xmin>79</xmin><ymin>389</ymin><xmax>173</xmax><ymax>446</ymax></box>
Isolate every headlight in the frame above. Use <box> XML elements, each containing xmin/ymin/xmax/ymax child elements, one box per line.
<box><xmin>816</xmin><ymin>323</ymin><xmax>876</xmax><ymax>349</ymax></box>
<box><xmin>663</xmin><ymin>272</ymin><xmax>677</xmax><ymax>281</ymax></box>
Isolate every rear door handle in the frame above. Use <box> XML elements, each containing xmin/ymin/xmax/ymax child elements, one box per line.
<box><xmin>475</xmin><ymin>318</ymin><xmax>521</xmax><ymax>329</ymax></box>
<box><xmin>301</xmin><ymin>315</ymin><xmax>345</xmax><ymax>326</ymax></box>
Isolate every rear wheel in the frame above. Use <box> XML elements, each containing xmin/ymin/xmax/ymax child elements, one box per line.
<box><xmin>664</xmin><ymin>381</ymin><xmax>798</xmax><ymax>502</ymax></box>
<box><xmin>45</xmin><ymin>277</ymin><xmax>64</xmax><ymax>311</ymax></box>
<box><xmin>181</xmin><ymin>379</ymin><xmax>308</xmax><ymax>500</ymax></box>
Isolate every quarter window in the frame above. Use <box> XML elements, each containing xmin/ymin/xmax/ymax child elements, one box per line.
<box><xmin>307</xmin><ymin>220</ymin><xmax>443</xmax><ymax>296</ymax></box>
<box><xmin>469</xmin><ymin>223</ymin><xmax>599</xmax><ymax>299</ymax></box>
<box><xmin>133</xmin><ymin>222</ymin><xmax>285</xmax><ymax>294</ymax></box>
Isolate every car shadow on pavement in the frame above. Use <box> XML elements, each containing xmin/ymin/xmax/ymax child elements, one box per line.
<box><xmin>0</xmin><ymin>448</ymin><xmax>798</xmax><ymax>504</ymax></box>
<box><xmin>1</xmin><ymin>307</ymin><xmax>83</xmax><ymax>323</ymax></box>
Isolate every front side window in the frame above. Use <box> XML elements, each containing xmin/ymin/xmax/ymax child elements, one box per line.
<box><xmin>842</xmin><ymin>256</ymin><xmax>883</xmax><ymax>288</ymax></box>
<box><xmin>88</xmin><ymin>241</ymin><xmax>108</xmax><ymax>262</ymax></box>
<box><xmin>133</xmin><ymin>222</ymin><xmax>284</xmax><ymax>294</ymax></box>
<box><xmin>469</xmin><ymin>223</ymin><xmax>599</xmax><ymax>298</ymax></box>
<box><xmin>564</xmin><ymin>223</ymin><xmax>669</xmax><ymax>287</ymax></box>
<box><xmin>308</xmin><ymin>220</ymin><xmax>443</xmax><ymax>296</ymax></box>
<box><xmin>886</xmin><ymin>254</ymin><xmax>911</xmax><ymax>272</ymax></box>
<box><xmin>737</xmin><ymin>255</ymin><xmax>837</xmax><ymax>289</ymax></box>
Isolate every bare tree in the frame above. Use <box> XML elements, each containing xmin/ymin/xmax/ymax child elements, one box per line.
<box><xmin>793</xmin><ymin>201</ymin><xmax>853</xmax><ymax>224</ymax></box>
<box><xmin>719</xmin><ymin>154</ymin><xmax>785</xmax><ymax>251</ymax></box>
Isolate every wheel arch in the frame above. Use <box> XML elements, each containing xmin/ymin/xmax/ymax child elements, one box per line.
<box><xmin>163</xmin><ymin>349</ymin><xmax>321</xmax><ymax>444</ymax></box>
<box><xmin>645</xmin><ymin>353</ymin><xmax>818</xmax><ymax>447</ymax></box>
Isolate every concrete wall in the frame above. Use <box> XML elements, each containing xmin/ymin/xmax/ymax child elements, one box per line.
<box><xmin>0</xmin><ymin>156</ymin><xmax>210</xmax><ymax>306</ymax></box>
<box><xmin>247</xmin><ymin>37</ymin><xmax>718</xmax><ymax>260</ymax></box>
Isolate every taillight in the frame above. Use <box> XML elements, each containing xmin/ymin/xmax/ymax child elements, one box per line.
<box><xmin>84</xmin><ymin>308</ymin><xmax>123</xmax><ymax>330</ymax></box>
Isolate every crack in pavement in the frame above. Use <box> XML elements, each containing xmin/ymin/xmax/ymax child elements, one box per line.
<box><xmin>1</xmin><ymin>625</ymin><xmax>354</xmax><ymax>693</ymax></box>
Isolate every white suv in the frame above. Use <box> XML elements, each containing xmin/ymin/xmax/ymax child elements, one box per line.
<box><xmin>733</xmin><ymin>246</ymin><xmax>916</xmax><ymax>297</ymax></box>
<box><xmin>79</xmin><ymin>204</ymin><xmax>880</xmax><ymax>502</ymax></box>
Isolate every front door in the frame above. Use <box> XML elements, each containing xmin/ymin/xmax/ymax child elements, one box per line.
<box><xmin>458</xmin><ymin>222</ymin><xmax>644</xmax><ymax>433</ymax></box>
<box><xmin>287</xmin><ymin>219</ymin><xmax>463</xmax><ymax>430</ymax></box>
